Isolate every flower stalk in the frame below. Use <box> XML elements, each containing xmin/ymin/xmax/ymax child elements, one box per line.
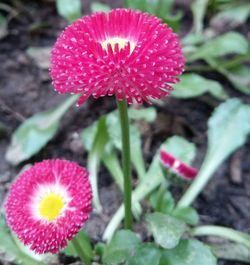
<box><xmin>117</xmin><ymin>99</ymin><xmax>132</xmax><ymax>230</ymax></box>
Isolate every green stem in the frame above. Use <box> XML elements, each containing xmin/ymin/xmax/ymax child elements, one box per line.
<box><xmin>155</xmin><ymin>184</ymin><xmax>166</xmax><ymax>212</ymax></box>
<box><xmin>220</xmin><ymin>52</ymin><xmax>250</xmax><ymax>69</ymax></box>
<box><xmin>117</xmin><ymin>99</ymin><xmax>132</xmax><ymax>230</ymax></box>
<box><xmin>191</xmin><ymin>225</ymin><xmax>250</xmax><ymax>249</ymax></box>
<box><xmin>72</xmin><ymin>236</ymin><xmax>91</xmax><ymax>265</ymax></box>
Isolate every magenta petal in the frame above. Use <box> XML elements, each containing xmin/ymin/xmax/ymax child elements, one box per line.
<box><xmin>50</xmin><ymin>8</ymin><xmax>184</xmax><ymax>105</ymax></box>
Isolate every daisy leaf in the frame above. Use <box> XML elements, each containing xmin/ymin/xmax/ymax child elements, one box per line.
<box><xmin>6</xmin><ymin>95</ymin><xmax>78</xmax><ymax>166</ymax></box>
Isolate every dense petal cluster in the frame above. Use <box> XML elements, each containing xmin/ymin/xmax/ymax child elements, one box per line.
<box><xmin>50</xmin><ymin>8</ymin><xmax>184</xmax><ymax>105</ymax></box>
<box><xmin>5</xmin><ymin>160</ymin><xmax>92</xmax><ymax>254</ymax></box>
<box><xmin>160</xmin><ymin>150</ymin><xmax>198</xmax><ymax>180</ymax></box>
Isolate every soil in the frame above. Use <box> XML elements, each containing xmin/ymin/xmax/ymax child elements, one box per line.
<box><xmin>0</xmin><ymin>1</ymin><xmax>249</xmax><ymax>265</ymax></box>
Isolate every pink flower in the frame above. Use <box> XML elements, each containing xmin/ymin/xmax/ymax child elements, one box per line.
<box><xmin>5</xmin><ymin>160</ymin><xmax>92</xmax><ymax>254</ymax></box>
<box><xmin>160</xmin><ymin>150</ymin><xmax>198</xmax><ymax>180</ymax></box>
<box><xmin>50</xmin><ymin>8</ymin><xmax>184</xmax><ymax>105</ymax></box>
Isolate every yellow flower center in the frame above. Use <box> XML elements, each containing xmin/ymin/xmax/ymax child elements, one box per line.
<box><xmin>39</xmin><ymin>193</ymin><xmax>65</xmax><ymax>221</ymax></box>
<box><xmin>101</xmin><ymin>37</ymin><xmax>136</xmax><ymax>53</ymax></box>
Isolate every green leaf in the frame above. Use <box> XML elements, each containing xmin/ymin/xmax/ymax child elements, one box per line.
<box><xmin>211</xmin><ymin>243</ymin><xmax>250</xmax><ymax>263</ymax></box>
<box><xmin>125</xmin><ymin>0</ymin><xmax>182</xmax><ymax>31</ymax></box>
<box><xmin>6</xmin><ymin>96</ymin><xmax>78</xmax><ymax>166</ymax></box>
<box><xmin>81</xmin><ymin>115</ymin><xmax>142</xmax><ymax>217</ymax></box>
<box><xmin>129</xmin><ymin>107</ymin><xmax>157</xmax><ymax>123</ymax></box>
<box><xmin>160</xmin><ymin>239</ymin><xmax>217</xmax><ymax>265</ymax></box>
<box><xmin>150</xmin><ymin>190</ymin><xmax>175</xmax><ymax>214</ymax></box>
<box><xmin>177</xmin><ymin>98</ymin><xmax>250</xmax><ymax>207</ymax></box>
<box><xmin>87</xmin><ymin>116</ymin><xmax>109</xmax><ymax>212</ymax></box>
<box><xmin>56</xmin><ymin>0</ymin><xmax>81</xmax><ymax>23</ymax></box>
<box><xmin>103</xmin><ymin>138</ymin><xmax>177</xmax><ymax>242</ymax></box>
<box><xmin>211</xmin><ymin>4</ymin><xmax>250</xmax><ymax>28</ymax></box>
<box><xmin>95</xmin><ymin>242</ymin><xmax>106</xmax><ymax>257</ymax></box>
<box><xmin>207</xmin><ymin>99</ymin><xmax>250</xmax><ymax>166</ymax></box>
<box><xmin>146</xmin><ymin>213</ymin><xmax>186</xmax><ymax>249</ymax></box>
<box><xmin>162</xmin><ymin>135</ymin><xmax>196</xmax><ymax>164</ymax></box>
<box><xmin>217</xmin><ymin>64</ymin><xmax>250</xmax><ymax>95</ymax></box>
<box><xmin>191</xmin><ymin>0</ymin><xmax>209</xmax><ymax>34</ymax></box>
<box><xmin>125</xmin><ymin>0</ymin><xmax>154</xmax><ymax>12</ymax></box>
<box><xmin>0</xmin><ymin>216</ymin><xmax>47</xmax><ymax>265</ymax></box>
<box><xmin>190</xmin><ymin>32</ymin><xmax>249</xmax><ymax>61</ymax></box>
<box><xmin>103</xmin><ymin>230</ymin><xmax>141</xmax><ymax>264</ymax></box>
<box><xmin>102</xmin><ymin>149</ymin><xmax>123</xmax><ymax>190</ymax></box>
<box><xmin>125</xmin><ymin>243</ymin><xmax>162</xmax><ymax>265</ymax></box>
<box><xmin>191</xmin><ymin>225</ymin><xmax>250</xmax><ymax>249</ymax></box>
<box><xmin>182</xmin><ymin>33</ymin><xmax>205</xmax><ymax>46</ymax></box>
<box><xmin>90</xmin><ymin>2</ymin><xmax>110</xmax><ymax>13</ymax></box>
<box><xmin>0</xmin><ymin>13</ymin><xmax>7</xmax><ymax>39</ymax></box>
<box><xmin>172</xmin><ymin>207</ymin><xmax>199</xmax><ymax>226</ymax></box>
<box><xmin>172</xmin><ymin>73</ymin><xmax>228</xmax><ymax>100</ymax></box>
<box><xmin>81</xmin><ymin>120</ymin><xmax>99</xmax><ymax>151</ymax></box>
<box><xmin>63</xmin><ymin>231</ymin><xmax>92</xmax><ymax>260</ymax></box>
<box><xmin>106</xmin><ymin>112</ymin><xmax>146</xmax><ymax>180</ymax></box>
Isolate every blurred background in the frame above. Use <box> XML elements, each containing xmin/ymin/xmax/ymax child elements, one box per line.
<box><xmin>0</xmin><ymin>0</ymin><xmax>249</xmax><ymax>264</ymax></box>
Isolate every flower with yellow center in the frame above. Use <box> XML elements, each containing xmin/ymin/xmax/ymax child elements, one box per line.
<box><xmin>5</xmin><ymin>159</ymin><xmax>92</xmax><ymax>254</ymax></box>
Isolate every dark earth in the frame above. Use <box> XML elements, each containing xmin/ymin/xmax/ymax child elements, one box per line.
<box><xmin>0</xmin><ymin>0</ymin><xmax>249</xmax><ymax>264</ymax></box>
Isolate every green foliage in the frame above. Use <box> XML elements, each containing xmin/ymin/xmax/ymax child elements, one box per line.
<box><xmin>63</xmin><ymin>231</ymin><xmax>93</xmax><ymax>260</ymax></box>
<box><xmin>103</xmin><ymin>135</ymin><xmax>196</xmax><ymax>241</ymax></box>
<box><xmin>146</xmin><ymin>213</ymin><xmax>186</xmax><ymax>249</ymax></box>
<box><xmin>191</xmin><ymin>0</ymin><xmax>209</xmax><ymax>34</ymax></box>
<box><xmin>189</xmin><ymin>32</ymin><xmax>249</xmax><ymax>61</ymax></box>
<box><xmin>125</xmin><ymin>244</ymin><xmax>162</xmax><ymax>265</ymax></box>
<box><xmin>103</xmin><ymin>137</ymin><xmax>168</xmax><ymax>241</ymax></box>
<box><xmin>160</xmin><ymin>239</ymin><xmax>217</xmax><ymax>265</ymax></box>
<box><xmin>56</xmin><ymin>0</ymin><xmax>82</xmax><ymax>22</ymax></box>
<box><xmin>6</xmin><ymin>96</ymin><xmax>78</xmax><ymax>166</ymax></box>
<box><xmin>171</xmin><ymin>207</ymin><xmax>199</xmax><ymax>226</ymax></box>
<box><xmin>212</xmin><ymin>243</ymin><xmax>250</xmax><ymax>263</ymax></box>
<box><xmin>222</xmin><ymin>65</ymin><xmax>250</xmax><ymax>95</ymax></box>
<box><xmin>86</xmin><ymin>116</ymin><xmax>109</xmax><ymax>211</ymax></box>
<box><xmin>207</xmin><ymin>58</ymin><xmax>250</xmax><ymax>95</ymax></box>
<box><xmin>178</xmin><ymin>98</ymin><xmax>250</xmax><ymax>207</ymax></box>
<box><xmin>90</xmin><ymin>2</ymin><xmax>111</xmax><ymax>13</ymax></box>
<box><xmin>106</xmin><ymin>112</ymin><xmax>146</xmax><ymax>180</ymax></box>
<box><xmin>124</xmin><ymin>0</ymin><xmax>182</xmax><ymax>31</ymax></box>
<box><xmin>102</xmin><ymin>230</ymin><xmax>141</xmax><ymax>264</ymax></box>
<box><xmin>172</xmin><ymin>73</ymin><xmax>228</xmax><ymax>100</ymax></box>
<box><xmin>211</xmin><ymin>2</ymin><xmax>250</xmax><ymax>27</ymax></box>
<box><xmin>128</xmin><ymin>108</ymin><xmax>157</xmax><ymax>122</ymax></box>
<box><xmin>81</xmin><ymin>108</ymin><xmax>156</xmax><ymax>211</ymax></box>
<box><xmin>150</xmin><ymin>190</ymin><xmax>175</xmax><ymax>214</ymax></box>
<box><xmin>150</xmin><ymin>188</ymin><xmax>199</xmax><ymax>225</ymax></box>
<box><xmin>206</xmin><ymin>99</ymin><xmax>250</xmax><ymax>170</ymax></box>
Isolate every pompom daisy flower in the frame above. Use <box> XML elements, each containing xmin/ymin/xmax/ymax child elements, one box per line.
<box><xmin>50</xmin><ymin>8</ymin><xmax>184</xmax><ymax>105</ymax></box>
<box><xmin>160</xmin><ymin>150</ymin><xmax>198</xmax><ymax>181</ymax></box>
<box><xmin>5</xmin><ymin>159</ymin><xmax>92</xmax><ymax>254</ymax></box>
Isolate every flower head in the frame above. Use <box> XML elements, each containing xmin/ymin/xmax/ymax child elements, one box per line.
<box><xmin>50</xmin><ymin>8</ymin><xmax>184</xmax><ymax>105</ymax></box>
<box><xmin>5</xmin><ymin>160</ymin><xmax>92</xmax><ymax>254</ymax></box>
<box><xmin>160</xmin><ymin>150</ymin><xmax>198</xmax><ymax>180</ymax></box>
